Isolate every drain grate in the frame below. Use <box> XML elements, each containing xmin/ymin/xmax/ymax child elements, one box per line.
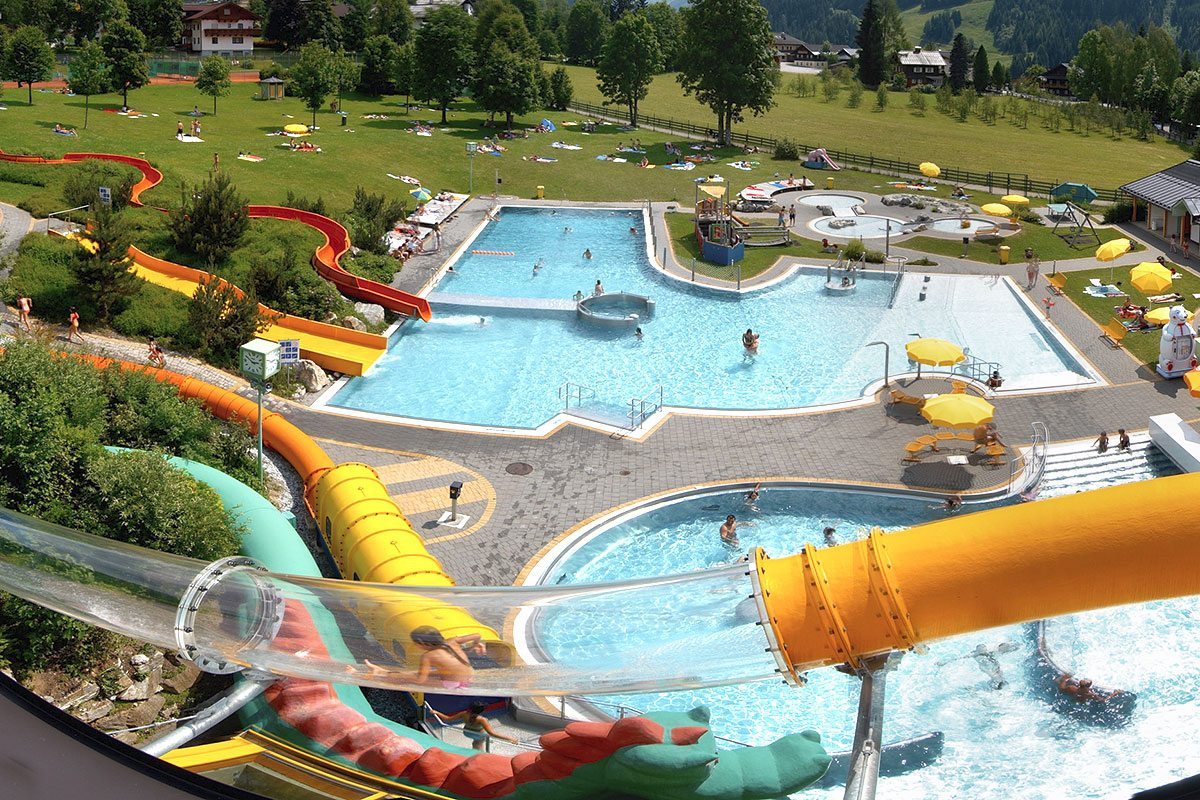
<box><xmin>506</xmin><ymin>462</ymin><xmax>533</xmax><ymax>476</ymax></box>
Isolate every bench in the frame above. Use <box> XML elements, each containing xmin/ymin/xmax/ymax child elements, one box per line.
<box><xmin>1045</xmin><ymin>272</ymin><xmax>1066</xmax><ymax>296</ymax></box>
<box><xmin>1100</xmin><ymin>318</ymin><xmax>1127</xmax><ymax>349</ymax></box>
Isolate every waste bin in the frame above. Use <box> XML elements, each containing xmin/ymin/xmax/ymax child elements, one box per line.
<box><xmin>999</xmin><ymin>245</ymin><xmax>1010</xmax><ymax>265</ymax></box>
<box><xmin>826</xmin><ymin>176</ymin><xmax>835</xmax><ymax>189</ymax></box>
<box><xmin>536</xmin><ymin>185</ymin><xmax>544</xmax><ymax>199</ymax></box>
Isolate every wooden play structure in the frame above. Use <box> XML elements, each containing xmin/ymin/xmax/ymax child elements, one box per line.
<box><xmin>694</xmin><ymin>183</ymin><xmax>745</xmax><ymax>266</ymax></box>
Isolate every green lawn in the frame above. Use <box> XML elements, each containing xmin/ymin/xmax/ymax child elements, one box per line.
<box><xmin>1060</xmin><ymin>265</ymin><xmax>1200</xmax><ymax>365</ymax></box>
<box><xmin>558</xmin><ymin>64</ymin><xmax>1185</xmax><ymax>189</ymax></box>
<box><xmin>0</xmin><ymin>83</ymin><xmax>793</xmax><ymax>209</ymax></box>
<box><xmin>904</xmin><ymin>222</ymin><xmax>1136</xmax><ymax>264</ymax></box>
<box><xmin>665</xmin><ymin>211</ymin><xmax>837</xmax><ymax>280</ymax></box>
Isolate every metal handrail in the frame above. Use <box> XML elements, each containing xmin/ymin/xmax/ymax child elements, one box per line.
<box><xmin>886</xmin><ymin>259</ymin><xmax>905</xmax><ymax>309</ymax></box>
<box><xmin>1011</xmin><ymin>421</ymin><xmax>1049</xmax><ymax>494</ymax></box>
<box><xmin>558</xmin><ymin>381</ymin><xmax>596</xmax><ymax>411</ymax></box>
<box><xmin>628</xmin><ymin>385</ymin><xmax>664</xmax><ymax>428</ymax></box>
<box><xmin>422</xmin><ymin>702</ymin><xmax>542</xmax><ymax>753</ymax></box>
<box><xmin>950</xmin><ymin>353</ymin><xmax>1002</xmax><ymax>384</ymax></box>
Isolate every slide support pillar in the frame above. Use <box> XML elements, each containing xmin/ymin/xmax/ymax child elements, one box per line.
<box><xmin>842</xmin><ymin>653</ymin><xmax>893</xmax><ymax>800</ymax></box>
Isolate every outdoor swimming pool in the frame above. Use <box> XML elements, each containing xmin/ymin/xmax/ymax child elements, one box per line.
<box><xmin>794</xmin><ymin>193</ymin><xmax>865</xmax><ymax>212</ymax></box>
<box><xmin>326</xmin><ymin>207</ymin><xmax>1095</xmax><ymax>428</ymax></box>
<box><xmin>928</xmin><ymin>217</ymin><xmax>996</xmax><ymax>235</ymax></box>
<box><xmin>531</xmin><ymin>464</ymin><xmax>1195</xmax><ymax>799</ymax></box>
<box><xmin>810</xmin><ymin>214</ymin><xmax>907</xmax><ymax>239</ymax></box>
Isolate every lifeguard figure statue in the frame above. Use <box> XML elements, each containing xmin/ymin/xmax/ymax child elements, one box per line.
<box><xmin>1157</xmin><ymin>305</ymin><xmax>1197</xmax><ymax>378</ymax></box>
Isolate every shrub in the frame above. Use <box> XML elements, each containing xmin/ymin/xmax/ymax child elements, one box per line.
<box><xmin>865</xmin><ymin>249</ymin><xmax>886</xmax><ymax>263</ymax></box>
<box><xmin>342</xmin><ymin>186</ymin><xmax>406</xmax><ymax>255</ymax></box>
<box><xmin>61</xmin><ymin>160</ymin><xmax>140</xmax><ymax>211</ymax></box>
<box><xmin>1103</xmin><ymin>199</ymin><xmax>1133</xmax><ymax>224</ymax></box>
<box><xmin>909</xmin><ymin>257</ymin><xmax>938</xmax><ymax>266</ymax></box>
<box><xmin>774</xmin><ymin>137</ymin><xmax>801</xmax><ymax>161</ymax></box>
<box><xmin>344</xmin><ymin>252</ymin><xmax>399</xmax><ymax>284</ymax></box>
<box><xmin>874</xmin><ymin>84</ymin><xmax>889</xmax><ymax>111</ymax></box>
<box><xmin>847</xmin><ymin>80</ymin><xmax>863</xmax><ymax>108</ymax></box>
<box><xmin>249</xmin><ymin>240</ymin><xmax>343</xmax><ymax>321</ymax></box>
<box><xmin>284</xmin><ymin>189</ymin><xmax>328</xmax><ymax>216</ymax></box>
<box><xmin>548</xmin><ymin>65</ymin><xmax>573</xmax><ymax>110</ymax></box>
<box><xmin>182</xmin><ymin>276</ymin><xmax>276</xmax><ymax>367</ymax></box>
<box><xmin>170</xmin><ymin>172</ymin><xmax>250</xmax><ymax>266</ymax></box>
<box><xmin>111</xmin><ymin>287</ymin><xmax>189</xmax><ymax>342</ymax></box>
<box><xmin>842</xmin><ymin>238</ymin><xmax>866</xmax><ymax>260</ymax></box>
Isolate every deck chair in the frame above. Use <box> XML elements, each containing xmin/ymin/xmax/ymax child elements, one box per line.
<box><xmin>1100</xmin><ymin>318</ymin><xmax>1127</xmax><ymax>349</ymax></box>
<box><xmin>950</xmin><ymin>379</ymin><xmax>970</xmax><ymax>395</ymax></box>
<box><xmin>915</xmin><ymin>434</ymin><xmax>940</xmax><ymax>452</ymax></box>
<box><xmin>889</xmin><ymin>389</ymin><xmax>925</xmax><ymax>408</ymax></box>
<box><xmin>984</xmin><ymin>444</ymin><xmax>1007</xmax><ymax>468</ymax></box>
<box><xmin>1046</xmin><ymin>272</ymin><xmax>1066</xmax><ymax>296</ymax></box>
<box><xmin>902</xmin><ymin>440</ymin><xmax>925</xmax><ymax>464</ymax></box>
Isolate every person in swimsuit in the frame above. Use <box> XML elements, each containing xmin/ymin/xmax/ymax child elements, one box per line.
<box><xmin>823</xmin><ymin>526</ymin><xmax>837</xmax><ymax>546</ymax></box>
<box><xmin>67</xmin><ymin>307</ymin><xmax>83</xmax><ymax>343</ymax></box>
<box><xmin>1092</xmin><ymin>431</ymin><xmax>1109</xmax><ymax>454</ymax></box>
<box><xmin>16</xmin><ymin>294</ymin><xmax>32</xmax><ymax>330</ymax></box>
<box><xmin>1117</xmin><ymin>428</ymin><xmax>1131</xmax><ymax>452</ymax></box>
<box><xmin>593</xmin><ymin>279</ymin><xmax>604</xmax><ymax>295</ymax></box>
<box><xmin>719</xmin><ymin>514</ymin><xmax>752</xmax><ymax>547</ymax></box>
<box><xmin>177</xmin><ymin>120</ymin><xmax>184</xmax><ymax>138</ymax></box>
<box><xmin>745</xmin><ymin>483</ymin><xmax>760</xmax><ymax>505</ymax></box>
<box><xmin>147</xmin><ymin>337</ymin><xmax>166</xmax><ymax>368</ymax></box>
<box><xmin>406</xmin><ymin>626</ymin><xmax>484</xmax><ymax>689</ymax></box>
<box><xmin>431</xmin><ymin>701</ymin><xmax>518</xmax><ymax>751</ymax></box>
<box><xmin>1058</xmin><ymin>675</ymin><xmax>1110</xmax><ymax>702</ymax></box>
<box><xmin>742</xmin><ymin>329</ymin><xmax>759</xmax><ymax>356</ymax></box>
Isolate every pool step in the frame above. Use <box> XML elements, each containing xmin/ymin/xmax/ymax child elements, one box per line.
<box><xmin>1036</xmin><ymin>437</ymin><xmax>1178</xmax><ymax>498</ymax></box>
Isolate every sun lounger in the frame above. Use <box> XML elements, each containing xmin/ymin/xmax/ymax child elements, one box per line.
<box><xmin>1100</xmin><ymin>318</ymin><xmax>1127</xmax><ymax>348</ymax></box>
<box><xmin>951</xmin><ymin>380</ymin><xmax>971</xmax><ymax>395</ymax></box>
<box><xmin>1045</xmin><ymin>273</ymin><xmax>1066</xmax><ymax>296</ymax></box>
<box><xmin>888</xmin><ymin>389</ymin><xmax>925</xmax><ymax>408</ymax></box>
<box><xmin>984</xmin><ymin>444</ymin><xmax>1007</xmax><ymax>468</ymax></box>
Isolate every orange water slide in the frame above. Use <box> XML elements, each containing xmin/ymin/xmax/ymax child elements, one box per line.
<box><xmin>128</xmin><ymin>246</ymin><xmax>386</xmax><ymax>376</ymax></box>
<box><xmin>248</xmin><ymin>205</ymin><xmax>432</xmax><ymax>322</ymax></box>
<box><xmin>0</xmin><ymin>150</ymin><xmax>432</xmax><ymax>322</ymax></box>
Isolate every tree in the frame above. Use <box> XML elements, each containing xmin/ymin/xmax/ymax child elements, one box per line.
<box><xmin>170</xmin><ymin>172</ymin><xmax>250</xmax><ymax>266</ymax></box>
<box><xmin>329</xmin><ymin>48</ymin><xmax>361</xmax><ymax>107</ymax></box>
<box><xmin>991</xmin><ymin>60</ymin><xmax>1007</xmax><ymax>91</ymax></box>
<box><xmin>510</xmin><ymin>0</ymin><xmax>542</xmax><ymax>39</ymax></box>
<box><xmin>289</xmin><ymin>42</ymin><xmax>337</xmax><ymax>126</ymax></box>
<box><xmin>972</xmin><ymin>45</ymin><xmax>990</xmax><ymax>93</ymax></box>
<box><xmin>874</xmin><ymin>83</ymin><xmax>888</xmax><ymax>110</ymax></box>
<box><xmin>128</xmin><ymin>0</ymin><xmax>181</xmax><ymax>49</ymax></box>
<box><xmin>1133</xmin><ymin>62</ymin><xmax>1166</xmax><ymax>118</ymax></box>
<box><xmin>548</xmin><ymin>65</ymin><xmax>573</xmax><ymax>110</ymax></box>
<box><xmin>1069</xmin><ymin>29</ymin><xmax>1110</xmax><ymax>105</ymax></box>
<box><xmin>948</xmin><ymin>33</ymin><xmax>969</xmax><ymax>93</ymax></box>
<box><xmin>341</xmin><ymin>0</ymin><xmax>371</xmax><ymax>50</ymax></box>
<box><xmin>186</xmin><ymin>276</ymin><xmax>274</xmax><ymax>367</ymax></box>
<box><xmin>6</xmin><ymin>26</ymin><xmax>56</xmax><ymax>105</ymax></box>
<box><xmin>676</xmin><ymin>0</ymin><xmax>776</xmax><ymax>145</ymax></box>
<box><xmin>879</xmin><ymin>0</ymin><xmax>908</xmax><ymax>72</ymax></box>
<box><xmin>1171</xmin><ymin>71</ymin><xmax>1200</xmax><ymax>129</ymax></box>
<box><xmin>264</xmin><ymin>0</ymin><xmax>304</xmax><ymax>48</ymax></box>
<box><xmin>565</xmin><ymin>0</ymin><xmax>608</xmax><ymax>66</ymax></box>
<box><xmin>374</xmin><ymin>0</ymin><xmax>414</xmax><ymax>45</ymax></box>
<box><xmin>74</xmin><ymin>0</ymin><xmax>128</xmax><ymax>43</ymax></box>
<box><xmin>413</xmin><ymin>5</ymin><xmax>475</xmax><ymax>123</ymax></box>
<box><xmin>71</xmin><ymin>206</ymin><xmax>139</xmax><ymax>323</ymax></box>
<box><xmin>644</xmin><ymin>2</ymin><xmax>681</xmax><ymax>72</ymax></box>
<box><xmin>195</xmin><ymin>55</ymin><xmax>232</xmax><ymax>115</ymax></box>
<box><xmin>302</xmin><ymin>0</ymin><xmax>342</xmax><ymax>49</ymax></box>
<box><xmin>597</xmin><ymin>13</ymin><xmax>660</xmax><ymax>126</ymax></box>
<box><xmin>475</xmin><ymin>42</ymin><xmax>539</xmax><ymax>128</ymax></box>
<box><xmin>855</xmin><ymin>0</ymin><xmax>886</xmax><ymax>88</ymax></box>
<box><xmin>476</xmin><ymin>1</ymin><xmax>538</xmax><ymax>60</ymax></box>
<box><xmin>359</xmin><ymin>35</ymin><xmax>400</xmax><ymax>95</ymax></box>
<box><xmin>394</xmin><ymin>42</ymin><xmax>417</xmax><ymax>108</ymax></box>
<box><xmin>101</xmin><ymin>20</ymin><xmax>149</xmax><ymax>110</ymax></box>
<box><xmin>67</xmin><ymin>41</ymin><xmax>109</xmax><ymax>128</ymax></box>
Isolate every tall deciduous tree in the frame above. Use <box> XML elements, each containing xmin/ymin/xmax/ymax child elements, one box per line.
<box><xmin>948</xmin><ymin>32</ymin><xmax>970</xmax><ymax>93</ymax></box>
<box><xmin>195</xmin><ymin>55</ymin><xmax>231</xmax><ymax>115</ymax></box>
<box><xmin>71</xmin><ymin>206</ymin><xmax>139</xmax><ymax>323</ymax></box>
<box><xmin>359</xmin><ymin>35</ymin><xmax>400</xmax><ymax>95</ymax></box>
<box><xmin>302</xmin><ymin>0</ymin><xmax>342</xmax><ymax>49</ymax></box>
<box><xmin>394</xmin><ymin>42</ymin><xmax>416</xmax><ymax>108</ymax></box>
<box><xmin>676</xmin><ymin>0</ymin><xmax>776</xmax><ymax>145</ymax></box>
<box><xmin>374</xmin><ymin>0</ymin><xmax>413</xmax><ymax>45</ymax></box>
<box><xmin>6</xmin><ymin>26</ymin><xmax>56</xmax><ymax>105</ymax></box>
<box><xmin>413</xmin><ymin>5</ymin><xmax>474</xmax><ymax>123</ymax></box>
<box><xmin>644</xmin><ymin>2</ymin><xmax>681</xmax><ymax>72</ymax></box>
<box><xmin>341</xmin><ymin>0</ymin><xmax>370</xmax><ymax>51</ymax></box>
<box><xmin>1171</xmin><ymin>70</ymin><xmax>1200</xmax><ymax>128</ymax></box>
<box><xmin>1069</xmin><ymin>29</ymin><xmax>1110</xmax><ymax>104</ymax></box>
<box><xmin>128</xmin><ymin>0</ymin><xmax>181</xmax><ymax>49</ymax></box>
<box><xmin>474</xmin><ymin>42</ymin><xmax>539</xmax><ymax>128</ymax></box>
<box><xmin>972</xmin><ymin>45</ymin><xmax>990</xmax><ymax>93</ymax></box>
<box><xmin>855</xmin><ymin>0</ymin><xmax>886</xmax><ymax>89</ymax></box>
<box><xmin>548</xmin><ymin>65</ymin><xmax>573</xmax><ymax>110</ymax></box>
<box><xmin>289</xmin><ymin>42</ymin><xmax>338</xmax><ymax>126</ymax></box>
<box><xmin>68</xmin><ymin>41</ymin><xmax>109</xmax><ymax>128</ymax></box>
<box><xmin>74</xmin><ymin>0</ymin><xmax>128</xmax><ymax>43</ymax></box>
<box><xmin>597</xmin><ymin>13</ymin><xmax>661</xmax><ymax>126</ymax></box>
<box><xmin>101</xmin><ymin>20</ymin><xmax>149</xmax><ymax>110</ymax></box>
<box><xmin>264</xmin><ymin>0</ymin><xmax>304</xmax><ymax>48</ymax></box>
<box><xmin>565</xmin><ymin>0</ymin><xmax>608</xmax><ymax>66</ymax></box>
<box><xmin>476</xmin><ymin>1</ymin><xmax>538</xmax><ymax>60</ymax></box>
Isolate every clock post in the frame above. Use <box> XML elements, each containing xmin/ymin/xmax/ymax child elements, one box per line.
<box><xmin>239</xmin><ymin>339</ymin><xmax>282</xmax><ymax>484</ymax></box>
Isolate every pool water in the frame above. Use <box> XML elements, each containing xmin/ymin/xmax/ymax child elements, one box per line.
<box><xmin>810</xmin><ymin>215</ymin><xmax>907</xmax><ymax>239</ymax></box>
<box><xmin>535</xmin><ymin>470</ymin><xmax>1198</xmax><ymax>799</ymax></box>
<box><xmin>795</xmin><ymin>193</ymin><xmax>865</xmax><ymax>212</ymax></box>
<box><xmin>928</xmin><ymin>217</ymin><xmax>996</xmax><ymax>234</ymax></box>
<box><xmin>329</xmin><ymin>207</ymin><xmax>1093</xmax><ymax>428</ymax></box>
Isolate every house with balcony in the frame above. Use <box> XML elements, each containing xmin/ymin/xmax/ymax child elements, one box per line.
<box><xmin>181</xmin><ymin>2</ymin><xmax>261</xmax><ymax>55</ymax></box>
<box><xmin>896</xmin><ymin>47</ymin><xmax>947</xmax><ymax>87</ymax></box>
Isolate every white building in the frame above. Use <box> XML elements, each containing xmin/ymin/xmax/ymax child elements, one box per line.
<box><xmin>181</xmin><ymin>2</ymin><xmax>262</xmax><ymax>55</ymax></box>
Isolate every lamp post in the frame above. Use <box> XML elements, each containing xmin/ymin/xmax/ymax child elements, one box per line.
<box><xmin>465</xmin><ymin>141</ymin><xmax>477</xmax><ymax>194</ymax></box>
<box><xmin>239</xmin><ymin>339</ymin><xmax>281</xmax><ymax>484</ymax></box>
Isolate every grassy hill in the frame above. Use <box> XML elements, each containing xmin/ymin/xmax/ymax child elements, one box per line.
<box><xmin>899</xmin><ymin>0</ymin><xmax>1002</xmax><ymax>62</ymax></box>
<box><xmin>560</xmin><ymin>64</ymin><xmax>1185</xmax><ymax>189</ymax></box>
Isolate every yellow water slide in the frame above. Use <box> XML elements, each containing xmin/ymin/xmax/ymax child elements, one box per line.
<box><xmin>755</xmin><ymin>473</ymin><xmax>1200</xmax><ymax>679</ymax></box>
<box><xmin>128</xmin><ymin>245</ymin><xmax>388</xmax><ymax>376</ymax></box>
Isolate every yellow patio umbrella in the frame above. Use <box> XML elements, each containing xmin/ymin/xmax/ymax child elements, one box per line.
<box><xmin>1143</xmin><ymin>306</ymin><xmax>1194</xmax><ymax>326</ymax></box>
<box><xmin>1129</xmin><ymin>262</ymin><xmax>1174</xmax><ymax>295</ymax></box>
<box><xmin>980</xmin><ymin>203</ymin><xmax>1012</xmax><ymax>217</ymax></box>
<box><xmin>1095</xmin><ymin>238</ymin><xmax>1131</xmax><ymax>262</ymax></box>
<box><xmin>1184</xmin><ymin>369</ymin><xmax>1200</xmax><ymax>398</ymax></box>
<box><xmin>906</xmin><ymin>337</ymin><xmax>965</xmax><ymax>378</ymax></box>
<box><xmin>1000</xmin><ymin>194</ymin><xmax>1030</xmax><ymax>205</ymax></box>
<box><xmin>919</xmin><ymin>162</ymin><xmax>940</xmax><ymax>178</ymax></box>
<box><xmin>920</xmin><ymin>393</ymin><xmax>996</xmax><ymax>429</ymax></box>
<box><xmin>283</xmin><ymin>123</ymin><xmax>309</xmax><ymax>134</ymax></box>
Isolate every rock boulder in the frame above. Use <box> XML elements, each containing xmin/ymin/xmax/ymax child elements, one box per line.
<box><xmin>295</xmin><ymin>359</ymin><xmax>330</xmax><ymax>393</ymax></box>
<box><xmin>342</xmin><ymin>316</ymin><xmax>368</xmax><ymax>332</ymax></box>
<box><xmin>353</xmin><ymin>302</ymin><xmax>386</xmax><ymax>326</ymax></box>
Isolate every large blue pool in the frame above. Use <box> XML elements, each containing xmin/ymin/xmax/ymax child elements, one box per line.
<box><xmin>328</xmin><ymin>207</ymin><xmax>1095</xmax><ymax>428</ymax></box>
<box><xmin>532</xmin><ymin>462</ymin><xmax>1195</xmax><ymax>798</ymax></box>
